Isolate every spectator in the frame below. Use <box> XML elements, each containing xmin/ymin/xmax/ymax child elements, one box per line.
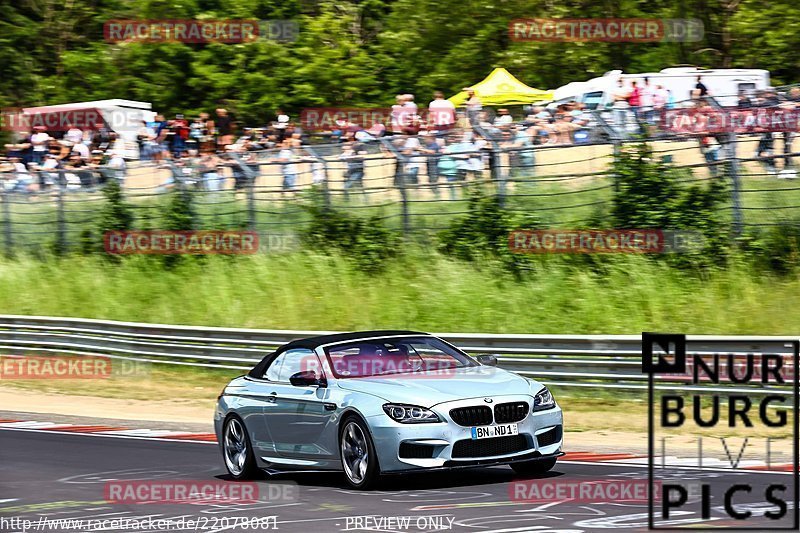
<box><xmin>170</xmin><ymin>114</ymin><xmax>190</xmax><ymax>158</ymax></box>
<box><xmin>107</xmin><ymin>151</ymin><xmax>127</xmax><ymax>182</ymax></box>
<box><xmin>215</xmin><ymin>108</ymin><xmax>234</xmax><ymax>148</ymax></box>
<box><xmin>30</xmin><ymin>126</ymin><xmax>51</xmax><ymax>165</ymax></box>
<box><xmin>274</xmin><ymin>108</ymin><xmax>290</xmax><ymax>142</ymax></box>
<box><xmin>464</xmin><ymin>88</ymin><xmax>482</xmax><ymax>127</ymax></box>
<box><xmin>695</xmin><ymin>76</ymin><xmax>709</xmax><ymax>97</ymax></box>
<box><xmin>69</xmin><ymin>139</ymin><xmax>90</xmax><ymax>162</ymax></box>
<box><xmin>552</xmin><ymin>113</ymin><xmax>580</xmax><ymax>145</ymax></box>
<box><xmin>737</xmin><ymin>91</ymin><xmax>753</xmax><ymax>109</ymax></box>
<box><xmin>274</xmin><ymin>139</ymin><xmax>298</xmax><ymax>195</ymax></box>
<box><xmin>5</xmin><ymin>156</ymin><xmax>34</xmax><ymax>193</ymax></box>
<box><xmin>427</xmin><ymin>91</ymin><xmax>456</xmax><ymax>132</ymax></box>
<box><xmin>340</xmin><ymin>141</ymin><xmax>367</xmax><ymax>200</ymax></box>
<box><xmin>778</xmin><ymin>89</ymin><xmax>799</xmax><ymax>179</ymax></box>
<box><xmin>626</xmin><ymin>80</ymin><xmax>641</xmax><ymax>120</ymax></box>
<box><xmin>137</xmin><ymin>120</ymin><xmax>158</xmax><ymax>161</ymax></box>
<box><xmin>64</xmin><ymin>151</ymin><xmax>92</xmax><ymax>189</ymax></box>
<box><xmin>199</xmin><ymin>150</ymin><xmax>223</xmax><ymax>191</ymax></box>
<box><xmin>612</xmin><ymin>78</ymin><xmax>631</xmax><ymax>133</ymax></box>
<box><xmin>38</xmin><ymin>153</ymin><xmax>60</xmax><ymax>190</ymax></box>
<box><xmin>494</xmin><ymin>108</ymin><xmax>513</xmax><ymax>128</ymax></box>
<box><xmin>640</xmin><ymin>77</ymin><xmax>657</xmax><ymax>125</ymax></box>
<box><xmin>510</xmin><ymin>125</ymin><xmax>535</xmax><ymax>177</ymax></box>
<box><xmin>65</xmin><ymin>124</ymin><xmax>83</xmax><ymax>145</ymax></box>
<box><xmin>419</xmin><ymin>132</ymin><xmax>442</xmax><ymax>197</ymax></box>
<box><xmin>402</xmin><ymin>134</ymin><xmax>424</xmax><ymax>185</ymax></box>
<box><xmin>390</xmin><ymin>95</ymin><xmax>407</xmax><ymax>134</ymax></box>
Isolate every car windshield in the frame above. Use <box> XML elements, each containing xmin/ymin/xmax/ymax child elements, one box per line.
<box><xmin>324</xmin><ymin>336</ymin><xmax>476</xmax><ymax>378</ymax></box>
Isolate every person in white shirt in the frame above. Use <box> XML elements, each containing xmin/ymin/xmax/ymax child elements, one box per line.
<box><xmin>640</xmin><ymin>77</ymin><xmax>658</xmax><ymax>125</ymax></box>
<box><xmin>71</xmin><ymin>140</ymin><xmax>90</xmax><ymax>161</ymax></box>
<box><xmin>65</xmin><ymin>125</ymin><xmax>83</xmax><ymax>145</ymax></box>
<box><xmin>30</xmin><ymin>128</ymin><xmax>51</xmax><ymax>165</ymax></box>
<box><xmin>39</xmin><ymin>153</ymin><xmax>60</xmax><ymax>190</ymax></box>
<box><xmin>494</xmin><ymin>108</ymin><xmax>513</xmax><ymax>127</ymax></box>
<box><xmin>402</xmin><ymin>136</ymin><xmax>424</xmax><ymax>184</ymax></box>
<box><xmin>274</xmin><ymin>140</ymin><xmax>297</xmax><ymax>195</ymax></box>
<box><xmin>107</xmin><ymin>151</ymin><xmax>127</xmax><ymax>182</ymax></box>
<box><xmin>427</xmin><ymin>91</ymin><xmax>456</xmax><ymax>132</ymax></box>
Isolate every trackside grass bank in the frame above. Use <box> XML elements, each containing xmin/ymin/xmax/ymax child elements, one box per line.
<box><xmin>0</xmin><ymin>250</ymin><xmax>797</xmax><ymax>334</ymax></box>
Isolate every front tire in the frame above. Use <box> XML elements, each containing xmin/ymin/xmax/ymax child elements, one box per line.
<box><xmin>339</xmin><ymin>416</ymin><xmax>380</xmax><ymax>490</ymax></box>
<box><xmin>510</xmin><ymin>457</ymin><xmax>557</xmax><ymax>476</ymax></box>
<box><xmin>222</xmin><ymin>416</ymin><xmax>259</xmax><ymax>480</ymax></box>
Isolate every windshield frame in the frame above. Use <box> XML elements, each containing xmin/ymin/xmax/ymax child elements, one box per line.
<box><xmin>321</xmin><ymin>335</ymin><xmax>478</xmax><ymax>379</ymax></box>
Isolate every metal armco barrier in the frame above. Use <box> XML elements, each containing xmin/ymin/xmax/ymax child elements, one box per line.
<box><xmin>0</xmin><ymin>315</ymin><xmax>794</xmax><ymax>395</ymax></box>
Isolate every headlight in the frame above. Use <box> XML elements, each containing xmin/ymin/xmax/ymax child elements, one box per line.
<box><xmin>382</xmin><ymin>403</ymin><xmax>441</xmax><ymax>423</ymax></box>
<box><xmin>532</xmin><ymin>387</ymin><xmax>556</xmax><ymax>411</ymax></box>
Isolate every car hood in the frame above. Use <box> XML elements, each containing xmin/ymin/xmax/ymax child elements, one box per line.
<box><xmin>335</xmin><ymin>366</ymin><xmax>539</xmax><ymax>407</ymax></box>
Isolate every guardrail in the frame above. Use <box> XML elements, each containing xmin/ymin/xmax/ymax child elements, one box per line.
<box><xmin>0</xmin><ymin>315</ymin><xmax>794</xmax><ymax>395</ymax></box>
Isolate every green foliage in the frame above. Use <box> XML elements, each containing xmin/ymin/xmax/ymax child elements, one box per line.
<box><xmin>740</xmin><ymin>223</ymin><xmax>800</xmax><ymax>274</ymax></box>
<box><xmin>1</xmin><ymin>0</ymin><xmax>797</xmax><ymax>117</ymax></box>
<box><xmin>437</xmin><ymin>187</ymin><xmax>541</xmax><ymax>276</ymax></box>
<box><xmin>98</xmin><ymin>178</ymin><xmax>135</xmax><ymax>233</ymax></box>
<box><xmin>301</xmin><ymin>195</ymin><xmax>399</xmax><ymax>273</ymax></box>
<box><xmin>164</xmin><ymin>186</ymin><xmax>196</xmax><ymax>231</ymax></box>
<box><xmin>610</xmin><ymin>142</ymin><xmax>730</xmax><ymax>268</ymax></box>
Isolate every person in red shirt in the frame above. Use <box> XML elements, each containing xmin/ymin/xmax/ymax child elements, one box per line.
<box><xmin>627</xmin><ymin>80</ymin><xmax>642</xmax><ymax>120</ymax></box>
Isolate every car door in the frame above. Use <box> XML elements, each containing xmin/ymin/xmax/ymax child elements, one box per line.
<box><xmin>262</xmin><ymin>348</ymin><xmax>335</xmax><ymax>461</ymax></box>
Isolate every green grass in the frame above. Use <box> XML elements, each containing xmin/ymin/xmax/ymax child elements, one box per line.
<box><xmin>0</xmin><ymin>249</ymin><xmax>798</xmax><ymax>334</ymax></box>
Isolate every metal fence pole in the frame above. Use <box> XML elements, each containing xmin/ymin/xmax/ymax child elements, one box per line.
<box><xmin>304</xmin><ymin>146</ymin><xmax>330</xmax><ymax>207</ymax></box>
<box><xmin>229</xmin><ymin>153</ymin><xmax>257</xmax><ymax>230</ymax></box>
<box><xmin>728</xmin><ymin>133</ymin><xmax>743</xmax><ymax>236</ymax></box>
<box><xmin>0</xmin><ymin>184</ymin><xmax>12</xmax><ymax>256</ymax></box>
<box><xmin>56</xmin><ymin>170</ymin><xmax>67</xmax><ymax>254</ymax></box>
<box><xmin>379</xmin><ymin>138</ymin><xmax>410</xmax><ymax>236</ymax></box>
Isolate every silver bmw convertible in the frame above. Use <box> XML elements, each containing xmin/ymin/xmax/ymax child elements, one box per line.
<box><xmin>215</xmin><ymin>330</ymin><xmax>564</xmax><ymax>489</ymax></box>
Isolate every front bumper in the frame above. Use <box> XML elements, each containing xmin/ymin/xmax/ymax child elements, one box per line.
<box><xmin>367</xmin><ymin>395</ymin><xmax>564</xmax><ymax>473</ymax></box>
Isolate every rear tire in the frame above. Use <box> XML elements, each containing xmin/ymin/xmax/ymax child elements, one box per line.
<box><xmin>339</xmin><ymin>416</ymin><xmax>380</xmax><ymax>490</ymax></box>
<box><xmin>510</xmin><ymin>457</ymin><xmax>557</xmax><ymax>476</ymax></box>
<box><xmin>222</xmin><ymin>416</ymin><xmax>259</xmax><ymax>480</ymax></box>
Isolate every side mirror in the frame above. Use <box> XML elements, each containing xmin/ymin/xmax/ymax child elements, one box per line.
<box><xmin>476</xmin><ymin>354</ymin><xmax>499</xmax><ymax>367</ymax></box>
<box><xmin>289</xmin><ymin>370</ymin><xmax>326</xmax><ymax>387</ymax></box>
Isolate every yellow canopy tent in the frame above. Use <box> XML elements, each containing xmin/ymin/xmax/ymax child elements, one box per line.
<box><xmin>449</xmin><ymin>68</ymin><xmax>553</xmax><ymax>106</ymax></box>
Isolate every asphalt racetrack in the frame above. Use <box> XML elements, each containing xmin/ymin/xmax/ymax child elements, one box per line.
<box><xmin>0</xmin><ymin>428</ymin><xmax>794</xmax><ymax>533</ymax></box>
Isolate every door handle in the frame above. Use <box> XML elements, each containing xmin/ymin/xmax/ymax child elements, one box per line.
<box><xmin>267</xmin><ymin>392</ymin><xmax>277</xmax><ymax>403</ymax></box>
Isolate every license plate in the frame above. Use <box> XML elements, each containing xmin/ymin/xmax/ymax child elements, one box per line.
<box><xmin>470</xmin><ymin>423</ymin><xmax>518</xmax><ymax>440</ymax></box>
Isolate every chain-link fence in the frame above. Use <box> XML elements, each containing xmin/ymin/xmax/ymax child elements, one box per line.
<box><xmin>1</xmin><ymin>130</ymin><xmax>799</xmax><ymax>254</ymax></box>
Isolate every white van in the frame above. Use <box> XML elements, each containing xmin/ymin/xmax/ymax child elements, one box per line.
<box><xmin>553</xmin><ymin>67</ymin><xmax>770</xmax><ymax>109</ymax></box>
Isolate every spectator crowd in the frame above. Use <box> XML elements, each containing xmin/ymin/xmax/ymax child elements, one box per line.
<box><xmin>4</xmin><ymin>80</ymin><xmax>800</xmax><ymax>196</ymax></box>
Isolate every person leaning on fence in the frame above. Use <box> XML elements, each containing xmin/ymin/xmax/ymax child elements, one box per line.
<box><xmin>199</xmin><ymin>151</ymin><xmax>224</xmax><ymax>191</ymax></box>
<box><xmin>273</xmin><ymin>140</ymin><xmax>298</xmax><ymax>196</ymax></box>
<box><xmin>5</xmin><ymin>156</ymin><xmax>34</xmax><ymax>194</ymax></box>
<box><xmin>340</xmin><ymin>141</ymin><xmax>367</xmax><ymax>200</ymax></box>
<box><xmin>419</xmin><ymin>132</ymin><xmax>442</xmax><ymax>197</ymax></box>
